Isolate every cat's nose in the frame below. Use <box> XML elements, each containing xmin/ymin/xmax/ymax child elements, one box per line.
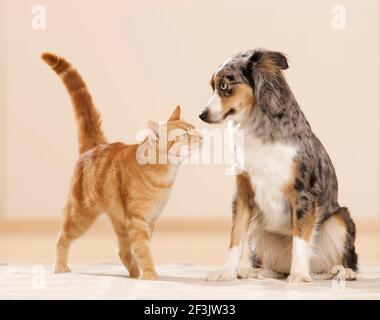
<box><xmin>199</xmin><ymin>110</ymin><xmax>208</xmax><ymax>121</ymax></box>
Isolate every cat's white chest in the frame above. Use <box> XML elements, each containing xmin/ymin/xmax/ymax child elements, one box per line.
<box><xmin>236</xmin><ymin>132</ymin><xmax>297</xmax><ymax>233</ymax></box>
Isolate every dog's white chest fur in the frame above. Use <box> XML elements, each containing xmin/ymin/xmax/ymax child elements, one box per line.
<box><xmin>236</xmin><ymin>131</ymin><xmax>297</xmax><ymax>233</ymax></box>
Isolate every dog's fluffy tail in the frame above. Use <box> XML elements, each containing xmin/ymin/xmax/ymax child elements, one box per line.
<box><xmin>41</xmin><ymin>52</ymin><xmax>107</xmax><ymax>154</ymax></box>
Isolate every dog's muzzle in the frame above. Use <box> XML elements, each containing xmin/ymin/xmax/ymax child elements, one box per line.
<box><xmin>199</xmin><ymin>110</ymin><xmax>209</xmax><ymax>122</ymax></box>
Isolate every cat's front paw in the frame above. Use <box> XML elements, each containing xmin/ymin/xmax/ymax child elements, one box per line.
<box><xmin>287</xmin><ymin>273</ymin><xmax>312</xmax><ymax>283</ymax></box>
<box><xmin>140</xmin><ymin>270</ymin><xmax>158</xmax><ymax>281</ymax></box>
<box><xmin>128</xmin><ymin>267</ymin><xmax>141</xmax><ymax>279</ymax></box>
<box><xmin>207</xmin><ymin>270</ymin><xmax>237</xmax><ymax>282</ymax></box>
<box><xmin>54</xmin><ymin>264</ymin><xmax>71</xmax><ymax>274</ymax></box>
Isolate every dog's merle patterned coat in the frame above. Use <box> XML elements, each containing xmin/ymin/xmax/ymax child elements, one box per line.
<box><xmin>207</xmin><ymin>49</ymin><xmax>358</xmax><ymax>277</ymax></box>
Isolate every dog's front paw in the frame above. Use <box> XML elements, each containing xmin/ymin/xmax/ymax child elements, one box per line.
<box><xmin>287</xmin><ymin>273</ymin><xmax>312</xmax><ymax>283</ymax></box>
<box><xmin>54</xmin><ymin>264</ymin><xmax>71</xmax><ymax>274</ymax></box>
<box><xmin>140</xmin><ymin>270</ymin><xmax>158</xmax><ymax>281</ymax></box>
<box><xmin>207</xmin><ymin>270</ymin><xmax>237</xmax><ymax>282</ymax></box>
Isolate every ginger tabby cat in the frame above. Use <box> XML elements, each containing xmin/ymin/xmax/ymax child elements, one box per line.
<box><xmin>42</xmin><ymin>52</ymin><xmax>202</xmax><ymax>280</ymax></box>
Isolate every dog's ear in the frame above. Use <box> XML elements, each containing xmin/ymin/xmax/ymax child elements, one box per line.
<box><xmin>248</xmin><ymin>50</ymin><xmax>289</xmax><ymax>72</ymax></box>
<box><xmin>168</xmin><ymin>105</ymin><xmax>181</xmax><ymax>121</ymax></box>
<box><xmin>266</xmin><ymin>51</ymin><xmax>288</xmax><ymax>70</ymax></box>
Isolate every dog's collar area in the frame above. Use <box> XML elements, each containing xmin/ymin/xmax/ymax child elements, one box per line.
<box><xmin>223</xmin><ymin>108</ymin><xmax>236</xmax><ymax>119</ymax></box>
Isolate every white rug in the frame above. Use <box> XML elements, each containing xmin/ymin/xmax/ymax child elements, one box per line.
<box><xmin>1</xmin><ymin>263</ymin><xmax>379</xmax><ymax>300</ymax></box>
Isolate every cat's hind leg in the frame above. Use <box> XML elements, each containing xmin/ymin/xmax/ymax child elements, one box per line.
<box><xmin>55</xmin><ymin>201</ymin><xmax>98</xmax><ymax>273</ymax></box>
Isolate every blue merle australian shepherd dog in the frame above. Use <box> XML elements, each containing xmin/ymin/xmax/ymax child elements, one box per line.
<box><xmin>199</xmin><ymin>49</ymin><xmax>358</xmax><ymax>283</ymax></box>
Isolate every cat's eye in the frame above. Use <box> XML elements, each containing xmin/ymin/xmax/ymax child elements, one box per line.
<box><xmin>180</xmin><ymin>132</ymin><xmax>189</xmax><ymax>138</ymax></box>
<box><xmin>220</xmin><ymin>83</ymin><xmax>227</xmax><ymax>91</ymax></box>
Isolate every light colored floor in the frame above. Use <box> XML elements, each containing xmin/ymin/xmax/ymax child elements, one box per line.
<box><xmin>2</xmin><ymin>263</ymin><xmax>380</xmax><ymax>299</ymax></box>
<box><xmin>1</xmin><ymin>218</ymin><xmax>380</xmax><ymax>299</ymax></box>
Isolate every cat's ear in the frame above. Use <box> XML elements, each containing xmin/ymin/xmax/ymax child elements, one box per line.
<box><xmin>147</xmin><ymin>121</ymin><xmax>159</xmax><ymax>139</ymax></box>
<box><xmin>168</xmin><ymin>105</ymin><xmax>181</xmax><ymax>121</ymax></box>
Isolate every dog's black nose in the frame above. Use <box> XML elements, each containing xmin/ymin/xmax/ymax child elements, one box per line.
<box><xmin>199</xmin><ymin>110</ymin><xmax>208</xmax><ymax>121</ymax></box>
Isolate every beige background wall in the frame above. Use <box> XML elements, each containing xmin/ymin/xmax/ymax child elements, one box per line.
<box><xmin>0</xmin><ymin>0</ymin><xmax>379</xmax><ymax>219</ymax></box>
<box><xmin>0</xmin><ymin>0</ymin><xmax>6</xmax><ymax>218</ymax></box>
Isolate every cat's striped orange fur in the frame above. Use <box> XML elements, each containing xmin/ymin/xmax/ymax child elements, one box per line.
<box><xmin>42</xmin><ymin>53</ymin><xmax>202</xmax><ymax>280</ymax></box>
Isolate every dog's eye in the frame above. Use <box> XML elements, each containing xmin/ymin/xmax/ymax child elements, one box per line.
<box><xmin>220</xmin><ymin>83</ymin><xmax>228</xmax><ymax>91</ymax></box>
<box><xmin>180</xmin><ymin>132</ymin><xmax>188</xmax><ymax>138</ymax></box>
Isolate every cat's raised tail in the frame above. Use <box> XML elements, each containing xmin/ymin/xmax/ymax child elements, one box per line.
<box><xmin>41</xmin><ymin>52</ymin><xmax>107</xmax><ymax>153</ymax></box>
